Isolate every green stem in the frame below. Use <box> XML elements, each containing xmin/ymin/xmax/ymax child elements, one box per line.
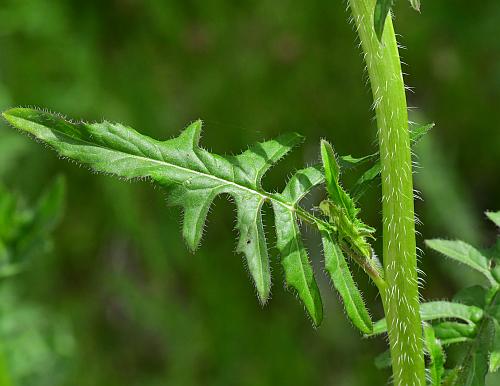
<box><xmin>347</xmin><ymin>1</ymin><xmax>426</xmax><ymax>384</ymax></box>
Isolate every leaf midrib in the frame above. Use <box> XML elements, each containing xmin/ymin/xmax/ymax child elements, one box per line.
<box><xmin>21</xmin><ymin>115</ymin><xmax>298</xmax><ymax>213</ymax></box>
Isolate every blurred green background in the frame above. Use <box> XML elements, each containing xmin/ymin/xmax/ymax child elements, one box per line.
<box><xmin>0</xmin><ymin>1</ymin><xmax>499</xmax><ymax>385</ymax></box>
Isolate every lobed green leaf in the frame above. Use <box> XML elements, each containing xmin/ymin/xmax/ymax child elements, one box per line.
<box><xmin>2</xmin><ymin>107</ymin><xmax>326</xmax><ymax>322</ymax></box>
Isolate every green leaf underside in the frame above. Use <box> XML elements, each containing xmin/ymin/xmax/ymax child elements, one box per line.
<box><xmin>426</xmin><ymin>239</ymin><xmax>496</xmax><ymax>286</ymax></box>
<box><xmin>424</xmin><ymin>323</ymin><xmax>445</xmax><ymax>386</ymax></box>
<box><xmin>370</xmin><ymin>301</ymin><xmax>484</xmax><ymax>336</ymax></box>
<box><xmin>455</xmin><ymin>317</ymin><xmax>495</xmax><ymax>386</ymax></box>
<box><xmin>2</xmin><ymin>107</ymin><xmax>326</xmax><ymax>322</ymax></box>
<box><xmin>320</xmin><ymin>228</ymin><xmax>372</xmax><ymax>333</ymax></box>
<box><xmin>486</xmin><ymin>211</ymin><xmax>500</xmax><ymax>228</ymax></box>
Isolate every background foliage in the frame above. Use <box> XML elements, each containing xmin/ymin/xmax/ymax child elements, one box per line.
<box><xmin>0</xmin><ymin>1</ymin><xmax>499</xmax><ymax>385</ymax></box>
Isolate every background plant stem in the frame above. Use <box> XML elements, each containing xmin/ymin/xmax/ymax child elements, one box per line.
<box><xmin>347</xmin><ymin>1</ymin><xmax>426</xmax><ymax>384</ymax></box>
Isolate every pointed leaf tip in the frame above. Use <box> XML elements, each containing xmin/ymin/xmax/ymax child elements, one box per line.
<box><xmin>486</xmin><ymin>211</ymin><xmax>500</xmax><ymax>228</ymax></box>
<box><xmin>409</xmin><ymin>0</ymin><xmax>421</xmax><ymax>12</ymax></box>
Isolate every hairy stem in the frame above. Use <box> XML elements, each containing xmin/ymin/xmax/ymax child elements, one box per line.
<box><xmin>347</xmin><ymin>1</ymin><xmax>426</xmax><ymax>384</ymax></box>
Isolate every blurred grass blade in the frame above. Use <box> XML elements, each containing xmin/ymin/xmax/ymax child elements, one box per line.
<box><xmin>14</xmin><ymin>175</ymin><xmax>66</xmax><ymax>263</ymax></box>
<box><xmin>425</xmin><ymin>239</ymin><xmax>497</xmax><ymax>285</ymax></box>
<box><xmin>320</xmin><ymin>228</ymin><xmax>372</xmax><ymax>333</ymax></box>
<box><xmin>273</xmin><ymin>167</ymin><xmax>324</xmax><ymax>326</ymax></box>
<box><xmin>32</xmin><ymin>175</ymin><xmax>65</xmax><ymax>234</ymax></box>
<box><xmin>320</xmin><ymin>140</ymin><xmax>375</xmax><ymax>260</ymax></box>
<box><xmin>424</xmin><ymin>323</ymin><xmax>445</xmax><ymax>385</ymax></box>
<box><xmin>370</xmin><ymin>301</ymin><xmax>484</xmax><ymax>336</ymax></box>
<box><xmin>320</xmin><ymin>140</ymin><xmax>365</xmax><ymax>225</ymax></box>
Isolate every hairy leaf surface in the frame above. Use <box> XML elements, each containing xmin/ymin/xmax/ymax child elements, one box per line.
<box><xmin>320</xmin><ymin>227</ymin><xmax>372</xmax><ymax>333</ymax></box>
<box><xmin>409</xmin><ymin>0</ymin><xmax>420</xmax><ymax>12</ymax></box>
<box><xmin>486</xmin><ymin>211</ymin><xmax>500</xmax><ymax>228</ymax></box>
<box><xmin>3</xmin><ymin>108</ymin><xmax>326</xmax><ymax>321</ymax></box>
